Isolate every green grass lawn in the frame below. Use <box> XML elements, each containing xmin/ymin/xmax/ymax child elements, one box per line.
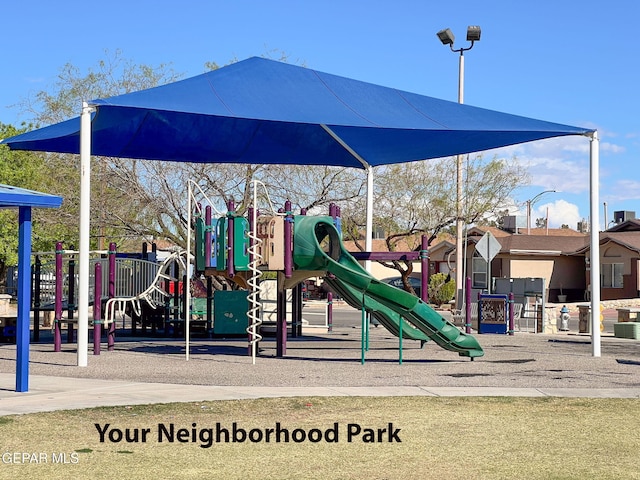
<box><xmin>0</xmin><ymin>396</ymin><xmax>638</xmax><ymax>480</ymax></box>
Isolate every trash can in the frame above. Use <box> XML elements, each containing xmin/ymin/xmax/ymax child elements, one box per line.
<box><xmin>578</xmin><ymin>304</ymin><xmax>591</xmax><ymax>334</ymax></box>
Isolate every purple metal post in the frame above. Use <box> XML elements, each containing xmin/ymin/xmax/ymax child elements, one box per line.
<box><xmin>420</xmin><ymin>235</ymin><xmax>429</xmax><ymax>303</ymax></box>
<box><xmin>66</xmin><ymin>256</ymin><xmax>75</xmax><ymax>343</ymax></box>
<box><xmin>33</xmin><ymin>258</ymin><xmax>41</xmax><ymax>342</ymax></box>
<box><xmin>205</xmin><ymin>205</ymin><xmax>212</xmax><ymax>268</ymax></box>
<box><xmin>508</xmin><ymin>292</ymin><xmax>515</xmax><ymax>336</ymax></box>
<box><xmin>327</xmin><ymin>291</ymin><xmax>333</xmax><ymax>332</ymax></box>
<box><xmin>329</xmin><ymin>203</ymin><xmax>336</xmax><ymax>218</ymax></box>
<box><xmin>108</xmin><ymin>243</ymin><xmax>116</xmax><ymax>298</ymax></box>
<box><xmin>108</xmin><ymin>242</ymin><xmax>116</xmax><ymax>350</ymax></box>
<box><xmin>276</xmin><ymin>272</ymin><xmax>287</xmax><ymax>357</ymax></box>
<box><xmin>248</xmin><ymin>206</ymin><xmax>255</xmax><ymax>261</ymax></box>
<box><xmin>93</xmin><ymin>262</ymin><xmax>102</xmax><ymax>355</ymax></box>
<box><xmin>284</xmin><ymin>200</ymin><xmax>293</xmax><ymax>278</ymax></box>
<box><xmin>465</xmin><ymin>276</ymin><xmax>472</xmax><ymax>334</ymax></box>
<box><xmin>54</xmin><ymin>242</ymin><xmax>63</xmax><ymax>352</ymax></box>
<box><xmin>227</xmin><ymin>200</ymin><xmax>235</xmax><ymax>278</ymax></box>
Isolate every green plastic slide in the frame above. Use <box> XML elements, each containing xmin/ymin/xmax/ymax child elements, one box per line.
<box><xmin>293</xmin><ymin>215</ymin><xmax>483</xmax><ymax>358</ymax></box>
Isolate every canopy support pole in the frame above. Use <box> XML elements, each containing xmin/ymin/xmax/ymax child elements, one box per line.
<box><xmin>78</xmin><ymin>102</ymin><xmax>94</xmax><ymax>367</ymax></box>
<box><xmin>589</xmin><ymin>131</ymin><xmax>601</xmax><ymax>357</ymax></box>
<box><xmin>320</xmin><ymin>124</ymin><xmax>373</xmax><ymax>272</ymax></box>
<box><xmin>185</xmin><ymin>181</ymin><xmax>192</xmax><ymax>361</ymax></box>
<box><xmin>16</xmin><ymin>206</ymin><xmax>32</xmax><ymax>391</ymax></box>
<box><xmin>365</xmin><ymin>166</ymin><xmax>374</xmax><ymax>272</ymax></box>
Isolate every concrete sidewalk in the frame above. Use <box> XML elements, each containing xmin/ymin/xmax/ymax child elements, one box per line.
<box><xmin>1</xmin><ymin>313</ymin><xmax>640</xmax><ymax>415</ymax></box>
<box><xmin>1</xmin><ymin>373</ymin><xmax>640</xmax><ymax>416</ymax></box>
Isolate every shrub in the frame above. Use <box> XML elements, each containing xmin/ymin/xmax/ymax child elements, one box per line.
<box><xmin>428</xmin><ymin>273</ymin><xmax>455</xmax><ymax>307</ymax></box>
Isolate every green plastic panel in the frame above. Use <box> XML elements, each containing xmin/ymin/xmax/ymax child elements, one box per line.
<box><xmin>213</xmin><ymin>290</ymin><xmax>248</xmax><ymax>335</ymax></box>
<box><xmin>233</xmin><ymin>217</ymin><xmax>250</xmax><ymax>271</ymax></box>
<box><xmin>215</xmin><ymin>217</ymin><xmax>227</xmax><ymax>270</ymax></box>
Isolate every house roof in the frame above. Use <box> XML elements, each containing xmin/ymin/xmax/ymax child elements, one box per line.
<box><xmin>342</xmin><ymin>226</ymin><xmax>591</xmax><ymax>257</ymax></box>
<box><xmin>601</xmin><ymin>233</ymin><xmax>640</xmax><ymax>253</ymax></box>
<box><xmin>342</xmin><ymin>237</ymin><xmax>422</xmax><ymax>253</ymax></box>
<box><xmin>468</xmin><ymin>225</ymin><xmax>586</xmax><ymax>238</ymax></box>
<box><xmin>606</xmin><ymin>219</ymin><xmax>640</xmax><ymax>232</ymax></box>
<box><xmin>572</xmin><ymin>231</ymin><xmax>640</xmax><ymax>255</ymax></box>
<box><xmin>497</xmin><ymin>234</ymin><xmax>588</xmax><ymax>255</ymax></box>
<box><xmin>467</xmin><ymin>226</ymin><xmax>512</xmax><ymax>238</ymax></box>
<box><xmin>466</xmin><ymin>225</ymin><xmax>588</xmax><ymax>255</ymax></box>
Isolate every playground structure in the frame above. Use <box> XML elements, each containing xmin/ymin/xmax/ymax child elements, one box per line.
<box><xmin>29</xmin><ymin>242</ymin><xmax>188</xmax><ymax>352</ymax></box>
<box><xmin>21</xmin><ymin>182</ymin><xmax>484</xmax><ymax>363</ymax></box>
<box><xmin>188</xmin><ymin>181</ymin><xmax>484</xmax><ymax>362</ymax></box>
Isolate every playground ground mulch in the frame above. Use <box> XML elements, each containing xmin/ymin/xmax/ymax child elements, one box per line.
<box><xmin>1</xmin><ymin>314</ymin><xmax>639</xmax><ymax>390</ymax></box>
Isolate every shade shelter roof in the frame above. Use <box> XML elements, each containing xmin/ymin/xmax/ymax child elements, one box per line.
<box><xmin>0</xmin><ymin>184</ymin><xmax>62</xmax><ymax>392</ymax></box>
<box><xmin>1</xmin><ymin>57</ymin><xmax>592</xmax><ymax>167</ymax></box>
<box><xmin>0</xmin><ymin>184</ymin><xmax>64</xmax><ymax>209</ymax></box>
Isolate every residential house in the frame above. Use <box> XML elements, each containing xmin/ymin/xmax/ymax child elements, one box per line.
<box><xmin>575</xmin><ymin>218</ymin><xmax>640</xmax><ymax>300</ymax></box>
<box><xmin>429</xmin><ymin>226</ymin><xmax>588</xmax><ymax>303</ymax></box>
<box><xmin>339</xmin><ymin>215</ymin><xmax>640</xmax><ymax>303</ymax></box>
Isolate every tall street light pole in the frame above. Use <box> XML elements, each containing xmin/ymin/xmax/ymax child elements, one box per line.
<box><xmin>437</xmin><ymin>26</ymin><xmax>481</xmax><ymax>306</ymax></box>
<box><xmin>526</xmin><ymin>190</ymin><xmax>556</xmax><ymax>235</ymax></box>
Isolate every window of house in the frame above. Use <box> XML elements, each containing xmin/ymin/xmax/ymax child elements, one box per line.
<box><xmin>601</xmin><ymin>263</ymin><xmax>624</xmax><ymax>288</ymax></box>
<box><xmin>472</xmin><ymin>253</ymin><xmax>488</xmax><ymax>289</ymax></box>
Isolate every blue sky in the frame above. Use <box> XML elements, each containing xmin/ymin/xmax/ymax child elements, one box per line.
<box><xmin>1</xmin><ymin>0</ymin><xmax>638</xmax><ymax>230</ymax></box>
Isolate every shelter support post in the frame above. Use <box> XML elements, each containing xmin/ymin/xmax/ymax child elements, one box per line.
<box><xmin>365</xmin><ymin>166</ymin><xmax>373</xmax><ymax>273</ymax></box>
<box><xmin>186</xmin><ymin>181</ymin><xmax>193</xmax><ymax>361</ymax></box>
<box><xmin>77</xmin><ymin>102</ymin><xmax>94</xmax><ymax>367</ymax></box>
<box><xmin>589</xmin><ymin>131</ymin><xmax>601</xmax><ymax>357</ymax></box>
<box><xmin>319</xmin><ymin>124</ymin><xmax>373</xmax><ymax>273</ymax></box>
<box><xmin>16</xmin><ymin>207</ymin><xmax>32</xmax><ymax>392</ymax></box>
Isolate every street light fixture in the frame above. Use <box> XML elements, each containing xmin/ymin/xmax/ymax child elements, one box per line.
<box><xmin>526</xmin><ymin>190</ymin><xmax>557</xmax><ymax>234</ymax></box>
<box><xmin>436</xmin><ymin>25</ymin><xmax>481</xmax><ymax>307</ymax></box>
<box><xmin>437</xmin><ymin>28</ymin><xmax>455</xmax><ymax>45</ymax></box>
<box><xmin>466</xmin><ymin>26</ymin><xmax>481</xmax><ymax>42</ymax></box>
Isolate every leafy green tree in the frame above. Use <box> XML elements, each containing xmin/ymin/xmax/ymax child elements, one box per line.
<box><xmin>19</xmin><ymin>50</ymin><xmax>183</xmax><ymax>250</ymax></box>
<box><xmin>0</xmin><ymin>123</ymin><xmax>61</xmax><ymax>287</ymax></box>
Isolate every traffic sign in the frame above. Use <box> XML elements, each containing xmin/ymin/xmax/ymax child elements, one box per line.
<box><xmin>476</xmin><ymin>231</ymin><xmax>501</xmax><ymax>262</ymax></box>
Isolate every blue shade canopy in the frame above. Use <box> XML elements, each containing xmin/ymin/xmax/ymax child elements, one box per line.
<box><xmin>0</xmin><ymin>184</ymin><xmax>63</xmax><ymax>209</ymax></box>
<box><xmin>1</xmin><ymin>57</ymin><xmax>592</xmax><ymax>167</ymax></box>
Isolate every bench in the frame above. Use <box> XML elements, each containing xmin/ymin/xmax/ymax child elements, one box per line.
<box><xmin>616</xmin><ymin>307</ymin><xmax>640</xmax><ymax>323</ymax></box>
<box><xmin>451</xmin><ymin>303</ymin><xmax>478</xmax><ymax>330</ymax></box>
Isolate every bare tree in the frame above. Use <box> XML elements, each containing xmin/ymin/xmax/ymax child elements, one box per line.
<box><xmin>340</xmin><ymin>155</ymin><xmax>528</xmax><ymax>294</ymax></box>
